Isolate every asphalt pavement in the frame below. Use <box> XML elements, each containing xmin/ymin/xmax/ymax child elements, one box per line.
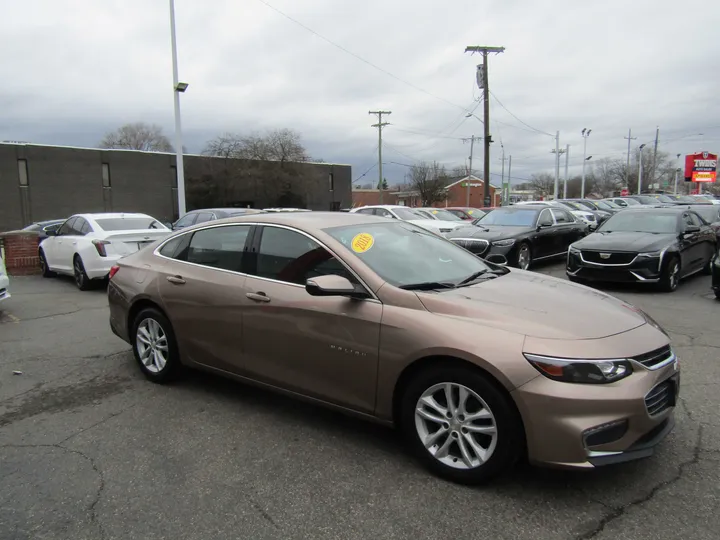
<box><xmin>1</xmin><ymin>265</ymin><xmax>718</xmax><ymax>540</ymax></box>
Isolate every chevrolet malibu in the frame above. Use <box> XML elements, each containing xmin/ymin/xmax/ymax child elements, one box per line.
<box><xmin>108</xmin><ymin>212</ymin><xmax>679</xmax><ymax>484</ymax></box>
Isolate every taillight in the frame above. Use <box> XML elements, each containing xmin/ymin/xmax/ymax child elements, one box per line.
<box><xmin>108</xmin><ymin>266</ymin><xmax>120</xmax><ymax>280</ymax></box>
<box><xmin>92</xmin><ymin>239</ymin><xmax>110</xmax><ymax>257</ymax></box>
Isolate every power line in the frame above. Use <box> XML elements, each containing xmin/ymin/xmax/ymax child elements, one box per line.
<box><xmin>256</xmin><ymin>0</ymin><xmax>469</xmax><ymax>113</ymax></box>
<box><xmin>489</xmin><ymin>91</ymin><xmax>554</xmax><ymax>137</ymax></box>
<box><xmin>383</xmin><ymin>142</ymin><xmax>422</xmax><ymax>163</ymax></box>
<box><xmin>391</xmin><ymin>126</ymin><xmax>465</xmax><ymax>140</ymax></box>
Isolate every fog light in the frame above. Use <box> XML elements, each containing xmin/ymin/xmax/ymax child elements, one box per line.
<box><xmin>583</xmin><ymin>419</ymin><xmax>629</xmax><ymax>448</ymax></box>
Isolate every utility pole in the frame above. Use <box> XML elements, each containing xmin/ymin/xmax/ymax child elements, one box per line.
<box><xmin>581</xmin><ymin>128</ymin><xmax>591</xmax><ymax>198</ymax></box>
<box><xmin>462</xmin><ymin>135</ymin><xmax>480</xmax><ymax>205</ymax></box>
<box><xmin>465</xmin><ymin>45</ymin><xmax>505</xmax><ymax>206</ymax></box>
<box><xmin>674</xmin><ymin>168</ymin><xmax>680</xmax><ymax>195</ymax></box>
<box><xmin>369</xmin><ymin>110</ymin><xmax>391</xmax><ymax>204</ymax></box>
<box><xmin>499</xmin><ymin>146</ymin><xmax>507</xmax><ymax>205</ymax></box>
<box><xmin>563</xmin><ymin>144</ymin><xmax>570</xmax><ymax>198</ymax></box>
<box><xmin>651</xmin><ymin>126</ymin><xmax>659</xmax><ymax>193</ymax></box>
<box><xmin>506</xmin><ymin>155</ymin><xmax>512</xmax><ymax>206</ymax></box>
<box><xmin>169</xmin><ymin>0</ymin><xmax>187</xmax><ymax>216</ymax></box>
<box><xmin>637</xmin><ymin>144</ymin><xmax>647</xmax><ymax>195</ymax></box>
<box><xmin>550</xmin><ymin>133</ymin><xmax>565</xmax><ymax>200</ymax></box>
<box><xmin>624</xmin><ymin>128</ymin><xmax>637</xmax><ymax>188</ymax></box>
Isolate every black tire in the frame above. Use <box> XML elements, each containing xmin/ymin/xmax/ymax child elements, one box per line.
<box><xmin>399</xmin><ymin>363</ymin><xmax>524</xmax><ymax>485</ymax></box>
<box><xmin>515</xmin><ymin>242</ymin><xmax>532</xmax><ymax>270</ymax></box>
<box><xmin>659</xmin><ymin>255</ymin><xmax>680</xmax><ymax>293</ymax></box>
<box><xmin>73</xmin><ymin>255</ymin><xmax>93</xmax><ymax>290</ymax></box>
<box><xmin>39</xmin><ymin>249</ymin><xmax>55</xmax><ymax>278</ymax></box>
<box><xmin>702</xmin><ymin>253</ymin><xmax>714</xmax><ymax>275</ymax></box>
<box><xmin>131</xmin><ymin>308</ymin><xmax>182</xmax><ymax>383</ymax></box>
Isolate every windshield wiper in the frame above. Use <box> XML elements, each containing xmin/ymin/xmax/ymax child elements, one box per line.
<box><xmin>456</xmin><ymin>270</ymin><xmax>488</xmax><ymax>286</ymax></box>
<box><xmin>399</xmin><ymin>281</ymin><xmax>457</xmax><ymax>291</ymax></box>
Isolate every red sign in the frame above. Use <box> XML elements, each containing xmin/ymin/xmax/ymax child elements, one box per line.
<box><xmin>620</xmin><ymin>188</ymin><xmax>629</xmax><ymax>196</ymax></box>
<box><xmin>685</xmin><ymin>151</ymin><xmax>717</xmax><ymax>183</ymax></box>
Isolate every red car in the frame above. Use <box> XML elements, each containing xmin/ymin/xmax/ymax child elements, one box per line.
<box><xmin>444</xmin><ymin>207</ymin><xmax>488</xmax><ymax>221</ymax></box>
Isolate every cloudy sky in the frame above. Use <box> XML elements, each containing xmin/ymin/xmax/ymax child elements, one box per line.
<box><xmin>1</xmin><ymin>0</ymin><xmax>718</xmax><ymax>187</ymax></box>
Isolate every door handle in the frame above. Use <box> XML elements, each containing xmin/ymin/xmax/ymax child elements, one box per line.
<box><xmin>246</xmin><ymin>292</ymin><xmax>271</xmax><ymax>303</ymax></box>
<box><xmin>166</xmin><ymin>275</ymin><xmax>186</xmax><ymax>285</ymax></box>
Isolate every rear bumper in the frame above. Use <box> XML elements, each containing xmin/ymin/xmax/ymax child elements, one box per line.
<box><xmin>108</xmin><ymin>280</ymin><xmax>131</xmax><ymax>343</ymax></box>
<box><xmin>84</xmin><ymin>254</ymin><xmax>125</xmax><ymax>280</ymax></box>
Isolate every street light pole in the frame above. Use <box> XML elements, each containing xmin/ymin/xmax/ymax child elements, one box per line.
<box><xmin>637</xmin><ymin>144</ymin><xmax>646</xmax><ymax>195</ymax></box>
<box><xmin>674</xmin><ymin>168</ymin><xmax>680</xmax><ymax>195</ymax></box>
<box><xmin>581</xmin><ymin>128</ymin><xmax>591</xmax><ymax>198</ymax></box>
<box><xmin>563</xmin><ymin>144</ymin><xmax>570</xmax><ymax>199</ymax></box>
<box><xmin>169</xmin><ymin>0</ymin><xmax>186</xmax><ymax>217</ymax></box>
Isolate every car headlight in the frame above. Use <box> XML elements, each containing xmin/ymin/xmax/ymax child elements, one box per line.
<box><xmin>492</xmin><ymin>239</ymin><xmax>515</xmax><ymax>247</ymax></box>
<box><xmin>637</xmin><ymin>250</ymin><xmax>661</xmax><ymax>258</ymax></box>
<box><xmin>524</xmin><ymin>353</ymin><xmax>633</xmax><ymax>384</ymax></box>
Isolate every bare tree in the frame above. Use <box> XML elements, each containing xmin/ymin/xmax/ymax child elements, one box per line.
<box><xmin>203</xmin><ymin>128</ymin><xmax>310</xmax><ymax>162</ymax></box>
<box><xmin>406</xmin><ymin>161</ymin><xmax>449</xmax><ymax>206</ymax></box>
<box><xmin>588</xmin><ymin>157</ymin><xmax>624</xmax><ymax>197</ymax></box>
<box><xmin>99</xmin><ymin>122</ymin><xmax>174</xmax><ymax>152</ymax></box>
<box><xmin>528</xmin><ymin>173</ymin><xmax>555</xmax><ymax>198</ymax></box>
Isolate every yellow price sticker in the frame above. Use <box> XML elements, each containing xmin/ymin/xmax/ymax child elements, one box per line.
<box><xmin>432</xmin><ymin>210</ymin><xmax>439</xmax><ymax>214</ymax></box>
<box><xmin>351</xmin><ymin>233</ymin><xmax>375</xmax><ymax>253</ymax></box>
<box><xmin>468</xmin><ymin>210</ymin><xmax>474</xmax><ymax>215</ymax></box>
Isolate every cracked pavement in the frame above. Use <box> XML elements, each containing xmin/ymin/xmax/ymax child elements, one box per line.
<box><xmin>1</xmin><ymin>267</ymin><xmax>718</xmax><ymax>540</ymax></box>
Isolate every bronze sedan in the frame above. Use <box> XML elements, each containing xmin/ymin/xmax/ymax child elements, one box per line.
<box><xmin>108</xmin><ymin>212</ymin><xmax>678</xmax><ymax>484</ymax></box>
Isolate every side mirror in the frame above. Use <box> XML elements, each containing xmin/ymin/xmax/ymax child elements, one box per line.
<box><xmin>43</xmin><ymin>225</ymin><xmax>59</xmax><ymax>236</ymax></box>
<box><xmin>684</xmin><ymin>225</ymin><xmax>701</xmax><ymax>234</ymax></box>
<box><xmin>537</xmin><ymin>220</ymin><xmax>552</xmax><ymax>230</ymax></box>
<box><xmin>306</xmin><ymin>275</ymin><xmax>367</xmax><ymax>299</ymax></box>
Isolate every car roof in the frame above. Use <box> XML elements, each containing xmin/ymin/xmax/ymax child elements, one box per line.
<box><xmin>188</xmin><ymin>208</ymin><xmax>263</xmax><ymax>213</ymax></box>
<box><xmin>620</xmin><ymin>206</ymin><xmax>687</xmax><ymax>214</ymax></box>
<box><xmin>74</xmin><ymin>213</ymin><xmax>153</xmax><ymax>220</ymax></box>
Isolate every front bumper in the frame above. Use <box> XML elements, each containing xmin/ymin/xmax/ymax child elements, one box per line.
<box><xmin>567</xmin><ymin>249</ymin><xmax>662</xmax><ymax>283</ymax></box>
<box><xmin>512</xmin><ymin>357</ymin><xmax>678</xmax><ymax>469</ymax></box>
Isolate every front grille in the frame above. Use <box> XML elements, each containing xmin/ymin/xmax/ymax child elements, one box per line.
<box><xmin>632</xmin><ymin>345</ymin><xmax>674</xmax><ymax>370</ymax></box>
<box><xmin>645</xmin><ymin>379</ymin><xmax>675</xmax><ymax>416</ymax></box>
<box><xmin>577</xmin><ymin>268</ymin><xmax>637</xmax><ymax>282</ymax></box>
<box><xmin>451</xmin><ymin>238</ymin><xmax>490</xmax><ymax>256</ymax></box>
<box><xmin>581</xmin><ymin>250</ymin><xmax>637</xmax><ymax>264</ymax></box>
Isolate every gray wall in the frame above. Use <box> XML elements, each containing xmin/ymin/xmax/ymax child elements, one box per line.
<box><xmin>0</xmin><ymin>143</ymin><xmax>351</xmax><ymax>231</ymax></box>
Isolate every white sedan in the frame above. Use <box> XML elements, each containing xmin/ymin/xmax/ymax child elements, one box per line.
<box><xmin>0</xmin><ymin>252</ymin><xmax>9</xmax><ymax>303</ymax></box>
<box><xmin>39</xmin><ymin>213</ymin><xmax>171</xmax><ymax>290</ymax></box>
<box><xmin>349</xmin><ymin>205</ymin><xmax>466</xmax><ymax>235</ymax></box>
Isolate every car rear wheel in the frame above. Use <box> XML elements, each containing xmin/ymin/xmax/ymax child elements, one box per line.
<box><xmin>39</xmin><ymin>249</ymin><xmax>55</xmax><ymax>278</ymax></box>
<box><xmin>399</xmin><ymin>364</ymin><xmax>524</xmax><ymax>484</ymax></box>
<box><xmin>659</xmin><ymin>256</ymin><xmax>680</xmax><ymax>293</ymax></box>
<box><xmin>131</xmin><ymin>308</ymin><xmax>182</xmax><ymax>383</ymax></box>
<box><xmin>73</xmin><ymin>255</ymin><xmax>92</xmax><ymax>291</ymax></box>
<box><xmin>516</xmin><ymin>242</ymin><xmax>532</xmax><ymax>270</ymax></box>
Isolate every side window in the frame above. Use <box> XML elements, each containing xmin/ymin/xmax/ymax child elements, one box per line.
<box><xmin>174</xmin><ymin>213</ymin><xmax>197</xmax><ymax>228</ymax></box>
<box><xmin>538</xmin><ymin>209</ymin><xmax>554</xmax><ymax>226</ymax></box>
<box><xmin>185</xmin><ymin>225</ymin><xmax>251</xmax><ymax>272</ymax></box>
<box><xmin>159</xmin><ymin>235</ymin><xmax>186</xmax><ymax>259</ymax></box>
<box><xmin>551</xmin><ymin>209</ymin><xmax>571</xmax><ymax>223</ymax></box>
<box><xmin>80</xmin><ymin>219</ymin><xmax>92</xmax><ymax>235</ymax></box>
<box><xmin>194</xmin><ymin>212</ymin><xmax>215</xmax><ymax>224</ymax></box>
<box><xmin>73</xmin><ymin>218</ymin><xmax>89</xmax><ymax>235</ymax></box>
<box><xmin>57</xmin><ymin>217</ymin><xmax>77</xmax><ymax>236</ymax></box>
<box><xmin>356</xmin><ymin>208</ymin><xmax>375</xmax><ymax>215</ymax></box>
<box><xmin>688</xmin><ymin>213</ymin><xmax>704</xmax><ymax>226</ymax></box>
<box><xmin>255</xmin><ymin>227</ymin><xmax>357</xmax><ymax>286</ymax></box>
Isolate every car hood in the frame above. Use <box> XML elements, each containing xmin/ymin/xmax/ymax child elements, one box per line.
<box><xmin>446</xmin><ymin>225</ymin><xmax>531</xmax><ymax>241</ymax></box>
<box><xmin>416</xmin><ymin>270</ymin><xmax>647</xmax><ymax>340</ymax></box>
<box><xmin>574</xmin><ymin>231</ymin><xmax>675</xmax><ymax>252</ymax></box>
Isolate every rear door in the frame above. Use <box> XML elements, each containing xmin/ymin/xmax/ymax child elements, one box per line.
<box><xmin>241</xmin><ymin>225</ymin><xmax>382</xmax><ymax>413</ymax></box>
<box><xmin>156</xmin><ymin>224</ymin><xmax>253</xmax><ymax>373</ymax></box>
<box><xmin>550</xmin><ymin>208</ymin><xmax>580</xmax><ymax>253</ymax></box>
<box><xmin>533</xmin><ymin>209</ymin><xmax>557</xmax><ymax>258</ymax></box>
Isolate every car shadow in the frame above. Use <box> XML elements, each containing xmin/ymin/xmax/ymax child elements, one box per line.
<box><xmin>164</xmin><ymin>365</ymin><xmax>665</xmax><ymax>497</ymax></box>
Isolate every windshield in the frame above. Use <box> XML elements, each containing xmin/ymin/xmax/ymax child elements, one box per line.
<box><xmin>559</xmin><ymin>200</ymin><xmax>585</xmax><ymax>210</ymax></box>
<box><xmin>476</xmin><ymin>207</ymin><xmax>539</xmax><ymax>226</ymax></box>
<box><xmin>598</xmin><ymin>212</ymin><xmax>678</xmax><ymax>234</ymax></box>
<box><xmin>652</xmin><ymin>195</ymin><xmax>674</xmax><ymax>203</ymax></box>
<box><xmin>324</xmin><ymin>222</ymin><xmax>491</xmax><ymax>287</ymax></box>
<box><xmin>423</xmin><ymin>209</ymin><xmax>463</xmax><ymax>222</ymax></box>
<box><xmin>94</xmin><ymin>217</ymin><xmax>166</xmax><ymax>231</ymax></box>
<box><xmin>675</xmin><ymin>196</ymin><xmax>696</xmax><ymax>203</ymax></box>
<box><xmin>573</xmin><ymin>200</ymin><xmax>597</xmax><ymax>210</ymax></box>
<box><xmin>618</xmin><ymin>198</ymin><xmax>641</xmax><ymax>206</ymax></box>
<box><xmin>596</xmin><ymin>200</ymin><xmax>616</xmax><ymax>211</ymax></box>
<box><xmin>631</xmin><ymin>196</ymin><xmax>659</xmax><ymax>205</ymax></box>
<box><xmin>393</xmin><ymin>208</ymin><xmax>427</xmax><ymax>220</ymax></box>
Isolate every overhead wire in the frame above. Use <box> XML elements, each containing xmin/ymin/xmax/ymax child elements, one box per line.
<box><xmin>489</xmin><ymin>92</ymin><xmax>554</xmax><ymax>137</ymax></box>
<box><xmin>256</xmin><ymin>0</ymin><xmax>471</xmax><ymax>113</ymax></box>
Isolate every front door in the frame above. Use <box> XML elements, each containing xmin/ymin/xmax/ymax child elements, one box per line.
<box><xmin>241</xmin><ymin>225</ymin><xmax>382</xmax><ymax>413</ymax></box>
<box><xmin>54</xmin><ymin>217</ymin><xmax>82</xmax><ymax>273</ymax></box>
<box><xmin>156</xmin><ymin>224</ymin><xmax>253</xmax><ymax>373</ymax></box>
<box><xmin>532</xmin><ymin>209</ymin><xmax>556</xmax><ymax>258</ymax></box>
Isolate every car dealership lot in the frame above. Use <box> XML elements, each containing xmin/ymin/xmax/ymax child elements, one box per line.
<box><xmin>1</xmin><ymin>268</ymin><xmax>718</xmax><ymax>540</ymax></box>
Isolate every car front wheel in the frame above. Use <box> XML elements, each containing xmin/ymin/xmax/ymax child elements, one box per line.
<box><xmin>515</xmin><ymin>242</ymin><xmax>532</xmax><ymax>270</ymax></box>
<box><xmin>399</xmin><ymin>364</ymin><xmax>524</xmax><ymax>484</ymax></box>
<box><xmin>659</xmin><ymin>256</ymin><xmax>680</xmax><ymax>293</ymax></box>
<box><xmin>131</xmin><ymin>308</ymin><xmax>182</xmax><ymax>383</ymax></box>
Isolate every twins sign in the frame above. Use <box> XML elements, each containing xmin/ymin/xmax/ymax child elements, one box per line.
<box><xmin>685</xmin><ymin>151</ymin><xmax>717</xmax><ymax>183</ymax></box>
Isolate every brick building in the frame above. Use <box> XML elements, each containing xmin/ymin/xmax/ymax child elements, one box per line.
<box><xmin>352</xmin><ymin>175</ymin><xmax>499</xmax><ymax>209</ymax></box>
<box><xmin>0</xmin><ymin>143</ymin><xmax>351</xmax><ymax>232</ymax></box>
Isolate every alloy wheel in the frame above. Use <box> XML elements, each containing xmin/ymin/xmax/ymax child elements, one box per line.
<box><xmin>74</xmin><ymin>259</ymin><xmax>84</xmax><ymax>287</ymax></box>
<box><xmin>517</xmin><ymin>245</ymin><xmax>531</xmax><ymax>270</ymax></box>
<box><xmin>414</xmin><ymin>382</ymin><xmax>498</xmax><ymax>470</ymax></box>
<box><xmin>669</xmin><ymin>261</ymin><xmax>679</xmax><ymax>290</ymax></box>
<box><xmin>136</xmin><ymin>318</ymin><xmax>169</xmax><ymax>373</ymax></box>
